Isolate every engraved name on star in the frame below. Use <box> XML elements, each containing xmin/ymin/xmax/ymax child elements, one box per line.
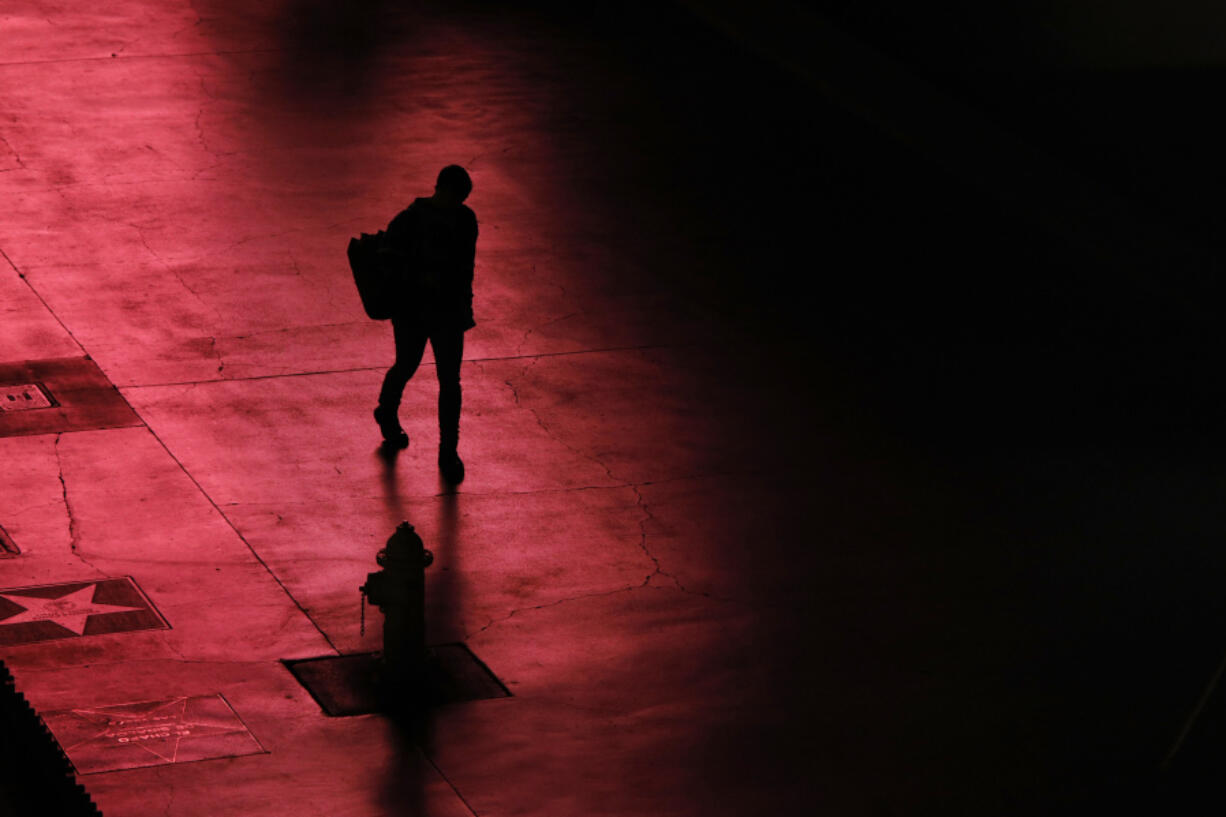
<box><xmin>62</xmin><ymin>697</ymin><xmax>252</xmax><ymax>766</ymax></box>
<box><xmin>0</xmin><ymin>584</ymin><xmax>145</xmax><ymax>635</ymax></box>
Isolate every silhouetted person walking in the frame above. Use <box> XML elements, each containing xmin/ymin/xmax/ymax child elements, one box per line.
<box><xmin>375</xmin><ymin>165</ymin><xmax>477</xmax><ymax>483</ymax></box>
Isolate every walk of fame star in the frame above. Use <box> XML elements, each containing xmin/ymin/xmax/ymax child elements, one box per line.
<box><xmin>64</xmin><ymin>697</ymin><xmax>248</xmax><ymax>764</ymax></box>
<box><xmin>42</xmin><ymin>695</ymin><xmax>265</xmax><ymax>774</ymax></box>
<box><xmin>0</xmin><ymin>583</ymin><xmax>145</xmax><ymax>635</ymax></box>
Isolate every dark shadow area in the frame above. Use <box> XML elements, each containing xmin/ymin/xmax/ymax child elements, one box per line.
<box><xmin>812</xmin><ymin>3</ymin><xmax>1226</xmax><ymax>260</ymax></box>
<box><xmin>370</xmin><ymin>423</ymin><xmax>470</xmax><ymax>812</ymax></box>
<box><xmin>475</xmin><ymin>2</ymin><xmax>1226</xmax><ymax>812</ymax></box>
<box><xmin>379</xmin><ymin>712</ymin><xmax>429</xmax><ymax>817</ymax></box>
<box><xmin>284</xmin><ymin>646</ymin><xmax>507</xmax><ymax>716</ymax></box>
<box><xmin>167</xmin><ymin>0</ymin><xmax>1226</xmax><ymax>810</ymax></box>
<box><xmin>977</xmin><ymin>66</ymin><xmax>1226</xmax><ymax>248</ymax></box>
<box><xmin>511</xmin><ymin>1</ymin><xmax>1226</xmax><ymax>458</ymax></box>
<box><xmin>377</xmin><ymin>444</ymin><xmax>406</xmax><ymax>525</ymax></box>
<box><xmin>274</xmin><ymin>0</ymin><xmax>409</xmax><ymax>102</ymax></box>
<box><xmin>430</xmin><ymin>485</ymin><xmax>462</xmax><ymax>642</ymax></box>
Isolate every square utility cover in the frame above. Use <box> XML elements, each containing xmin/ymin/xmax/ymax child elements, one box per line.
<box><xmin>42</xmin><ymin>694</ymin><xmax>265</xmax><ymax>774</ymax></box>
<box><xmin>0</xmin><ymin>382</ymin><xmax>55</xmax><ymax>411</ymax></box>
<box><xmin>287</xmin><ymin>644</ymin><xmax>510</xmax><ymax>716</ymax></box>
<box><xmin>0</xmin><ymin>357</ymin><xmax>140</xmax><ymax>438</ymax></box>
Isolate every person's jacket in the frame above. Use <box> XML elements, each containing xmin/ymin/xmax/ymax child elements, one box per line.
<box><xmin>386</xmin><ymin>197</ymin><xmax>477</xmax><ymax>330</ymax></box>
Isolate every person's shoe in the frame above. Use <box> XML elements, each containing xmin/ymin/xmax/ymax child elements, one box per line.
<box><xmin>438</xmin><ymin>449</ymin><xmax>465</xmax><ymax>483</ymax></box>
<box><xmin>373</xmin><ymin>406</ymin><xmax>409</xmax><ymax>449</ymax></box>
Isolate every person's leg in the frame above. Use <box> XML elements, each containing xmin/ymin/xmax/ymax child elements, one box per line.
<box><xmin>376</xmin><ymin>318</ymin><xmax>428</xmax><ymax>445</ymax></box>
<box><xmin>430</xmin><ymin>328</ymin><xmax>465</xmax><ymax>480</ymax></box>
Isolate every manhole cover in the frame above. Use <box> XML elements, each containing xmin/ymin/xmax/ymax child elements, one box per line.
<box><xmin>0</xmin><ymin>526</ymin><xmax>17</xmax><ymax>557</ymax></box>
<box><xmin>0</xmin><ymin>383</ymin><xmax>54</xmax><ymax>412</ymax></box>
<box><xmin>286</xmin><ymin>644</ymin><xmax>510</xmax><ymax>716</ymax></box>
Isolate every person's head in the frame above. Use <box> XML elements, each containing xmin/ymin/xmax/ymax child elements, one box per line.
<box><xmin>433</xmin><ymin>164</ymin><xmax>472</xmax><ymax>207</ymax></box>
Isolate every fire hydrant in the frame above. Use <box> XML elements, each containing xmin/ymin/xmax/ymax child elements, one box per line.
<box><xmin>360</xmin><ymin>522</ymin><xmax>433</xmax><ymax>697</ymax></box>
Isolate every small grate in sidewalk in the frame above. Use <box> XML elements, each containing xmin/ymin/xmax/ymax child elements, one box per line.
<box><xmin>285</xmin><ymin>644</ymin><xmax>510</xmax><ymax>717</ymax></box>
<box><xmin>0</xmin><ymin>383</ymin><xmax>55</xmax><ymax>412</ymax></box>
<box><xmin>0</xmin><ymin>526</ymin><xmax>17</xmax><ymax>557</ymax></box>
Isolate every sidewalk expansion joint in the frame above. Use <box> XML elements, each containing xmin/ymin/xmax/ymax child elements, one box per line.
<box><xmin>118</xmin><ymin>343</ymin><xmax>692</xmax><ymax>390</ymax></box>
<box><xmin>0</xmin><ymin>47</ymin><xmax>282</xmax><ymax>69</ymax></box>
<box><xmin>0</xmin><ymin>247</ymin><xmax>88</xmax><ymax>356</ymax></box>
<box><xmin>138</xmin><ymin>422</ymin><xmax>341</xmax><ymax>655</ymax></box>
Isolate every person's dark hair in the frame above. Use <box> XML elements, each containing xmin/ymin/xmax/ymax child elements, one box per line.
<box><xmin>436</xmin><ymin>165</ymin><xmax>473</xmax><ymax>200</ymax></box>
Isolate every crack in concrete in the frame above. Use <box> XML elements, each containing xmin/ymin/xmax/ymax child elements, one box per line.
<box><xmin>129</xmin><ymin>221</ymin><xmax>199</xmax><ymax>300</ymax></box>
<box><xmin>115</xmin><ymin>11</ymin><xmax>201</xmax><ymax>65</ymax></box>
<box><xmin>125</xmin><ymin>219</ymin><xmax>229</xmax><ymax>375</ymax></box>
<box><xmin>53</xmin><ymin>433</ymin><xmax>105</xmax><ymax>576</ymax></box>
<box><xmin>498</xmin><ymin>358</ymin><xmax>692</xmax><ymax>589</ymax></box>
<box><xmin>229</xmin><ymin>320</ymin><xmax>366</xmax><ymax>341</ymax></box>
<box><xmin>0</xmin><ymin>133</ymin><xmax>26</xmax><ymax>169</ymax></box>
<box><xmin>171</xmin><ymin>15</ymin><xmax>206</xmax><ymax>42</ymax></box>
<box><xmin>513</xmin><ymin>272</ymin><xmax>570</xmax><ymax>356</ymax></box>
<box><xmin>630</xmin><ymin>482</ymin><xmax>684</xmax><ymax>591</ymax></box>
<box><xmin>466</xmin><ymin>577</ymin><xmax>736</xmax><ymax>640</ymax></box>
<box><xmin>205</xmin><ymin>335</ymin><xmax>225</xmax><ymax>375</ymax></box>
<box><xmin>501</xmin><ymin>356</ymin><xmax>619</xmax><ymax>483</ymax></box>
<box><xmin>184</xmin><ymin>63</ymin><xmax>242</xmax><ymax>179</ymax></box>
<box><xmin>516</xmin><ymin>308</ymin><xmax>581</xmax><ymax>356</ymax></box>
<box><xmin>215</xmin><ymin>225</ymin><xmax>308</xmax><ymax>258</ymax></box>
<box><xmin>191</xmin><ymin>75</ymin><xmax>230</xmax><ymax>169</ymax></box>
<box><xmin>466</xmin><ymin>585</ymin><xmax>638</xmax><ymax>638</ymax></box>
<box><xmin>193</xmin><ymin>105</ymin><xmax>213</xmax><ymax>157</ymax></box>
<box><xmin>453</xmin><ymin>483</ymin><xmax>645</xmax><ymax>498</ymax></box>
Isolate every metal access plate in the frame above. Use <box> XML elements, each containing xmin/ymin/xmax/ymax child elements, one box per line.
<box><xmin>0</xmin><ymin>357</ymin><xmax>141</xmax><ymax>438</ymax></box>
<box><xmin>0</xmin><ymin>577</ymin><xmax>168</xmax><ymax>646</ymax></box>
<box><xmin>286</xmin><ymin>643</ymin><xmax>510</xmax><ymax>716</ymax></box>
<box><xmin>41</xmin><ymin>694</ymin><xmax>265</xmax><ymax>774</ymax></box>
<box><xmin>0</xmin><ymin>382</ymin><xmax>54</xmax><ymax>412</ymax></box>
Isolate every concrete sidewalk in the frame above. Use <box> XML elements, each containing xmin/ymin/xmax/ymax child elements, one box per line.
<box><xmin>0</xmin><ymin>3</ymin><xmax>826</xmax><ymax>815</ymax></box>
<box><xmin>3</xmin><ymin>1</ymin><xmax>1223</xmax><ymax>815</ymax></box>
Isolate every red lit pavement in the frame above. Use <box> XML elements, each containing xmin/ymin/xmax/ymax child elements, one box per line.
<box><xmin>3</xmin><ymin>2</ymin><xmax>1221</xmax><ymax>815</ymax></box>
<box><xmin>0</xmin><ymin>3</ymin><xmax>830</xmax><ymax>815</ymax></box>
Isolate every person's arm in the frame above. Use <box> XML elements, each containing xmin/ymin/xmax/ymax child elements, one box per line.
<box><xmin>462</xmin><ymin>212</ymin><xmax>477</xmax><ymax>287</ymax></box>
<box><xmin>385</xmin><ymin>208</ymin><xmax>413</xmax><ymax>255</ymax></box>
<box><xmin>462</xmin><ymin>212</ymin><xmax>478</xmax><ymax>326</ymax></box>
